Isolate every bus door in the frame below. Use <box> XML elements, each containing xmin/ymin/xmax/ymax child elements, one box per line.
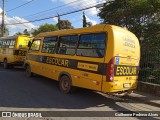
<box><xmin>27</xmin><ymin>39</ymin><xmax>42</xmax><ymax>75</ymax></box>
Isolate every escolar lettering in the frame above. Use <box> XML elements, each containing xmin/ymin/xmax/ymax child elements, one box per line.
<box><xmin>46</xmin><ymin>57</ymin><xmax>69</xmax><ymax>67</ymax></box>
<box><xmin>116</xmin><ymin>66</ymin><xmax>136</xmax><ymax>76</ymax></box>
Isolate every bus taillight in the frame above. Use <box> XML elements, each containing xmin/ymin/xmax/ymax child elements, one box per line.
<box><xmin>106</xmin><ymin>57</ymin><xmax>115</xmax><ymax>82</ymax></box>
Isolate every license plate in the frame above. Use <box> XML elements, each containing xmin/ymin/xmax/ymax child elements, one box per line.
<box><xmin>124</xmin><ymin>83</ymin><xmax>130</xmax><ymax>88</ymax></box>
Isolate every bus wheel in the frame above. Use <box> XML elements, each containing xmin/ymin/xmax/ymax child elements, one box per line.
<box><xmin>3</xmin><ymin>59</ymin><xmax>8</xmax><ymax>69</ymax></box>
<box><xmin>26</xmin><ymin>65</ymin><xmax>33</xmax><ymax>77</ymax></box>
<box><xmin>59</xmin><ymin>75</ymin><xmax>72</xmax><ymax>94</ymax></box>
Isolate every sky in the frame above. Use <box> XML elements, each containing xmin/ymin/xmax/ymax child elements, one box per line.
<box><xmin>0</xmin><ymin>0</ymin><xmax>106</xmax><ymax>35</ymax></box>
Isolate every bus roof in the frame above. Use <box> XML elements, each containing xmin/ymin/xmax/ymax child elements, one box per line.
<box><xmin>36</xmin><ymin>24</ymin><xmax>136</xmax><ymax>38</ymax></box>
<box><xmin>36</xmin><ymin>24</ymin><xmax>114</xmax><ymax>37</ymax></box>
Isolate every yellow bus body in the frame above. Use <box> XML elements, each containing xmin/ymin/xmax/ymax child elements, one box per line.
<box><xmin>25</xmin><ymin>24</ymin><xmax>140</xmax><ymax>94</ymax></box>
<box><xmin>0</xmin><ymin>35</ymin><xmax>33</xmax><ymax>68</ymax></box>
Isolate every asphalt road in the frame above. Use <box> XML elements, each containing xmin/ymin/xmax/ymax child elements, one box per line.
<box><xmin>0</xmin><ymin>65</ymin><xmax>159</xmax><ymax>120</ymax></box>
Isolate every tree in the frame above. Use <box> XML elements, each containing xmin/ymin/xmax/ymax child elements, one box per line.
<box><xmin>14</xmin><ymin>29</ymin><xmax>30</xmax><ymax>36</ymax></box>
<box><xmin>56</xmin><ymin>20</ymin><xmax>74</xmax><ymax>30</ymax></box>
<box><xmin>15</xmin><ymin>32</ymin><xmax>22</xmax><ymax>35</ymax></box>
<box><xmin>83</xmin><ymin>12</ymin><xmax>87</xmax><ymax>27</ymax></box>
<box><xmin>32</xmin><ymin>23</ymin><xmax>58</xmax><ymax>36</ymax></box>
<box><xmin>23</xmin><ymin>29</ymin><xmax>30</xmax><ymax>36</ymax></box>
<box><xmin>87</xmin><ymin>22</ymin><xmax>92</xmax><ymax>27</ymax></box>
<box><xmin>99</xmin><ymin>0</ymin><xmax>160</xmax><ymax>84</ymax></box>
<box><xmin>98</xmin><ymin>0</ymin><xmax>160</xmax><ymax>50</ymax></box>
<box><xmin>141</xmin><ymin>23</ymin><xmax>160</xmax><ymax>50</ymax></box>
<box><xmin>0</xmin><ymin>25</ymin><xmax>9</xmax><ymax>37</ymax></box>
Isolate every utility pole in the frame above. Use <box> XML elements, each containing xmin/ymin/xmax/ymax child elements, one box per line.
<box><xmin>1</xmin><ymin>0</ymin><xmax>5</xmax><ymax>37</ymax></box>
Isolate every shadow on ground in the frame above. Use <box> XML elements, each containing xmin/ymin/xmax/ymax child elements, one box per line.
<box><xmin>0</xmin><ymin>66</ymin><xmax>158</xmax><ymax>120</ymax></box>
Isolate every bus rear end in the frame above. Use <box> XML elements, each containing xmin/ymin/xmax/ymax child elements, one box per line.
<box><xmin>13</xmin><ymin>35</ymin><xmax>33</xmax><ymax>66</ymax></box>
<box><xmin>102</xmin><ymin>26</ymin><xmax>140</xmax><ymax>94</ymax></box>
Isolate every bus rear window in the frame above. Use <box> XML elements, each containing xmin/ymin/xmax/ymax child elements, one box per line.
<box><xmin>77</xmin><ymin>33</ymin><xmax>106</xmax><ymax>58</ymax></box>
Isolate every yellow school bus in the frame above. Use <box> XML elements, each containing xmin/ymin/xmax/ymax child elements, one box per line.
<box><xmin>0</xmin><ymin>35</ymin><xmax>33</xmax><ymax>68</ymax></box>
<box><xmin>24</xmin><ymin>24</ymin><xmax>140</xmax><ymax>94</ymax></box>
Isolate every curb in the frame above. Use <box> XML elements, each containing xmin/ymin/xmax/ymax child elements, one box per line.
<box><xmin>127</xmin><ymin>95</ymin><xmax>160</xmax><ymax>108</ymax></box>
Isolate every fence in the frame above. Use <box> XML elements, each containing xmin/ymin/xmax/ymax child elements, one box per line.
<box><xmin>139</xmin><ymin>50</ymin><xmax>160</xmax><ymax>84</ymax></box>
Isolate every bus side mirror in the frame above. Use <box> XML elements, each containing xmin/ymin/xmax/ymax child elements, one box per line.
<box><xmin>28</xmin><ymin>41</ymin><xmax>32</xmax><ymax>48</ymax></box>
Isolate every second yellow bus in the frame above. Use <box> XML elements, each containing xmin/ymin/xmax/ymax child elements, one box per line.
<box><xmin>0</xmin><ymin>35</ymin><xmax>33</xmax><ymax>68</ymax></box>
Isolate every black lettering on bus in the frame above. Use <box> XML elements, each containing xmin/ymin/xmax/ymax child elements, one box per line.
<box><xmin>115</xmin><ymin>65</ymin><xmax>137</xmax><ymax>76</ymax></box>
<box><xmin>45</xmin><ymin>57</ymin><xmax>69</xmax><ymax>67</ymax></box>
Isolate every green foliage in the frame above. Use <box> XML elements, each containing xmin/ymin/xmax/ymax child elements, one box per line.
<box><xmin>23</xmin><ymin>29</ymin><xmax>30</xmax><ymax>36</ymax></box>
<box><xmin>56</xmin><ymin>20</ymin><xmax>74</xmax><ymax>30</ymax></box>
<box><xmin>56</xmin><ymin>15</ymin><xmax>74</xmax><ymax>29</ymax></box>
<box><xmin>142</xmin><ymin>23</ymin><xmax>160</xmax><ymax>50</ymax></box>
<box><xmin>32</xmin><ymin>23</ymin><xmax>58</xmax><ymax>36</ymax></box>
<box><xmin>139</xmin><ymin>50</ymin><xmax>160</xmax><ymax>84</ymax></box>
<box><xmin>15</xmin><ymin>32</ymin><xmax>23</xmax><ymax>35</ymax></box>
<box><xmin>98</xmin><ymin>0</ymin><xmax>160</xmax><ymax>50</ymax></box>
<box><xmin>99</xmin><ymin>0</ymin><xmax>160</xmax><ymax>84</ymax></box>
<box><xmin>0</xmin><ymin>25</ymin><xmax>9</xmax><ymax>37</ymax></box>
<box><xmin>14</xmin><ymin>29</ymin><xmax>30</xmax><ymax>36</ymax></box>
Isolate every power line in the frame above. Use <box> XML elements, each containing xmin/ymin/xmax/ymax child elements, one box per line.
<box><xmin>22</xmin><ymin>0</ymin><xmax>84</xmax><ymax>19</ymax></box>
<box><xmin>5</xmin><ymin>3</ymin><xmax>102</xmax><ymax>26</ymax></box>
<box><xmin>26</xmin><ymin>0</ymin><xmax>102</xmax><ymax>21</ymax></box>
<box><xmin>7</xmin><ymin>0</ymin><xmax>35</xmax><ymax>12</ymax></box>
<box><xmin>5</xmin><ymin>0</ymin><xmax>105</xmax><ymax>26</ymax></box>
<box><xmin>24</xmin><ymin>0</ymin><xmax>104</xmax><ymax>21</ymax></box>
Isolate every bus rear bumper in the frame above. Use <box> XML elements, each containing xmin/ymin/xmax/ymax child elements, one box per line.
<box><xmin>102</xmin><ymin>81</ymin><xmax>137</xmax><ymax>94</ymax></box>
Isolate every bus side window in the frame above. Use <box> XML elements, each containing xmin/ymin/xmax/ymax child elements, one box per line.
<box><xmin>77</xmin><ymin>33</ymin><xmax>106</xmax><ymax>58</ymax></box>
<box><xmin>57</xmin><ymin>35</ymin><xmax>78</xmax><ymax>55</ymax></box>
<box><xmin>0</xmin><ymin>39</ymin><xmax>15</xmax><ymax>49</ymax></box>
<box><xmin>42</xmin><ymin>37</ymin><xmax>57</xmax><ymax>54</ymax></box>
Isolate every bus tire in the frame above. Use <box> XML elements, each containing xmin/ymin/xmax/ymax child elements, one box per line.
<box><xmin>26</xmin><ymin>65</ymin><xmax>33</xmax><ymax>77</ymax></box>
<box><xmin>59</xmin><ymin>75</ymin><xmax>72</xmax><ymax>94</ymax></box>
<box><xmin>3</xmin><ymin>59</ymin><xmax>8</xmax><ymax>69</ymax></box>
